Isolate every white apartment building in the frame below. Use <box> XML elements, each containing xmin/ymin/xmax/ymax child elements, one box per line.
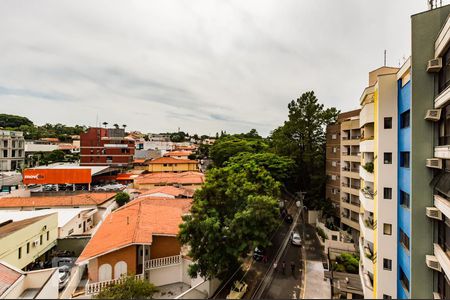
<box><xmin>0</xmin><ymin>131</ymin><xmax>25</xmax><ymax>171</ymax></box>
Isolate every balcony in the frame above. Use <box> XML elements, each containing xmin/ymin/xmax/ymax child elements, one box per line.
<box><xmin>360</xmin><ymin>101</ymin><xmax>374</xmax><ymax>127</ymax></box>
<box><xmin>359</xmin><ymin>239</ymin><xmax>374</xmax><ymax>274</ymax></box>
<box><xmin>359</xmin><ymin>264</ymin><xmax>374</xmax><ymax>299</ymax></box>
<box><xmin>435</xmin><ymin>86</ymin><xmax>450</xmax><ymax>109</ymax></box>
<box><xmin>435</xmin><ymin>145</ymin><xmax>450</xmax><ymax>159</ymax></box>
<box><xmin>360</xmin><ymin>165</ymin><xmax>374</xmax><ymax>183</ymax></box>
<box><xmin>341</xmin><ymin>213</ymin><xmax>360</xmax><ymax>230</ymax></box>
<box><xmin>359</xmin><ymin>214</ymin><xmax>374</xmax><ymax>243</ymax></box>
<box><xmin>434</xmin><ymin>243</ymin><xmax>450</xmax><ymax>278</ymax></box>
<box><xmin>341</xmin><ymin>182</ymin><xmax>360</xmax><ymax>196</ymax></box>
<box><xmin>341</xmin><ymin>197</ymin><xmax>360</xmax><ymax>212</ymax></box>
<box><xmin>86</xmin><ymin>274</ymin><xmax>144</xmax><ymax>295</ymax></box>
<box><xmin>342</xmin><ymin>169</ymin><xmax>360</xmax><ymax>180</ymax></box>
<box><xmin>144</xmin><ymin>254</ymin><xmax>182</xmax><ymax>270</ymax></box>
<box><xmin>435</xmin><ymin>15</ymin><xmax>450</xmax><ymax>59</ymax></box>
<box><xmin>359</xmin><ymin>189</ymin><xmax>374</xmax><ymax>213</ymax></box>
<box><xmin>435</xmin><ymin>194</ymin><xmax>450</xmax><ymax>220</ymax></box>
<box><xmin>360</xmin><ymin>139</ymin><xmax>374</xmax><ymax>153</ymax></box>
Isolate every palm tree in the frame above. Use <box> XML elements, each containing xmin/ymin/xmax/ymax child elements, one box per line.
<box><xmin>113</xmin><ymin>123</ymin><xmax>119</xmax><ymax>129</ymax></box>
<box><xmin>102</xmin><ymin>122</ymin><xmax>108</xmax><ymax>128</ymax></box>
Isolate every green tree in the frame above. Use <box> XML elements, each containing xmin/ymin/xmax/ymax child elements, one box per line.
<box><xmin>270</xmin><ymin>91</ymin><xmax>338</xmax><ymax>210</ymax></box>
<box><xmin>209</xmin><ymin>137</ymin><xmax>268</xmax><ymax>167</ymax></box>
<box><xmin>115</xmin><ymin>192</ymin><xmax>130</xmax><ymax>207</ymax></box>
<box><xmin>94</xmin><ymin>275</ymin><xmax>158</xmax><ymax>299</ymax></box>
<box><xmin>225</xmin><ymin>152</ymin><xmax>295</xmax><ymax>184</ymax></box>
<box><xmin>178</xmin><ymin>162</ymin><xmax>280</xmax><ymax>279</ymax></box>
<box><xmin>0</xmin><ymin>114</ymin><xmax>33</xmax><ymax>128</ymax></box>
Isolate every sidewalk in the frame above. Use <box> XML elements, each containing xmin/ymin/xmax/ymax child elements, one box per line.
<box><xmin>301</xmin><ymin>224</ymin><xmax>331</xmax><ymax>299</ymax></box>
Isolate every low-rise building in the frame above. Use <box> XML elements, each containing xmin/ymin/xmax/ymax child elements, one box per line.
<box><xmin>134</xmin><ymin>172</ymin><xmax>205</xmax><ymax>190</ymax></box>
<box><xmin>0</xmin><ymin>214</ymin><xmax>58</xmax><ymax>270</ymax></box>
<box><xmin>0</xmin><ymin>131</ymin><xmax>25</xmax><ymax>172</ymax></box>
<box><xmin>163</xmin><ymin>151</ymin><xmax>193</xmax><ymax>160</ymax></box>
<box><xmin>148</xmin><ymin>157</ymin><xmax>199</xmax><ymax>173</ymax></box>
<box><xmin>0</xmin><ymin>261</ymin><xmax>59</xmax><ymax>299</ymax></box>
<box><xmin>77</xmin><ymin>197</ymin><xmax>194</xmax><ymax>295</ymax></box>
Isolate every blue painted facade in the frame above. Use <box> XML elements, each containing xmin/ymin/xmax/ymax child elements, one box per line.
<box><xmin>397</xmin><ymin>79</ymin><xmax>411</xmax><ymax>299</ymax></box>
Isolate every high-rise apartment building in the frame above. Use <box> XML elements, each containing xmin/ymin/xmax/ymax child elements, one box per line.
<box><xmin>326</xmin><ymin>121</ymin><xmax>341</xmax><ymax>217</ymax></box>
<box><xmin>80</xmin><ymin>127</ymin><xmax>135</xmax><ymax>168</ymax></box>
<box><xmin>339</xmin><ymin>110</ymin><xmax>361</xmax><ymax>236</ymax></box>
<box><xmin>358</xmin><ymin>66</ymin><xmax>400</xmax><ymax>299</ymax></box>
<box><xmin>0</xmin><ymin>130</ymin><xmax>25</xmax><ymax>171</ymax></box>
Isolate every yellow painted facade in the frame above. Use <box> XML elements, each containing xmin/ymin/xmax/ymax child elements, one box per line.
<box><xmin>148</xmin><ymin>162</ymin><xmax>198</xmax><ymax>173</ymax></box>
<box><xmin>0</xmin><ymin>213</ymin><xmax>58</xmax><ymax>269</ymax></box>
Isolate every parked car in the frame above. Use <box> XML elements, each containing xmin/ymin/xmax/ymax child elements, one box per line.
<box><xmin>284</xmin><ymin>214</ymin><xmax>293</xmax><ymax>224</ymax></box>
<box><xmin>58</xmin><ymin>265</ymin><xmax>71</xmax><ymax>290</ymax></box>
<box><xmin>226</xmin><ymin>281</ymin><xmax>248</xmax><ymax>299</ymax></box>
<box><xmin>290</xmin><ymin>231</ymin><xmax>302</xmax><ymax>246</ymax></box>
<box><xmin>253</xmin><ymin>247</ymin><xmax>265</xmax><ymax>261</ymax></box>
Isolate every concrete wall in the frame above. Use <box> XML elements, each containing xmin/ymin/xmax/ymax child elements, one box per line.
<box><xmin>410</xmin><ymin>6</ymin><xmax>450</xmax><ymax>299</ymax></box>
<box><xmin>374</xmin><ymin>73</ymin><xmax>399</xmax><ymax>299</ymax></box>
<box><xmin>0</xmin><ymin>213</ymin><xmax>58</xmax><ymax>270</ymax></box>
<box><xmin>397</xmin><ymin>68</ymin><xmax>412</xmax><ymax>300</ymax></box>
<box><xmin>149</xmin><ymin>264</ymin><xmax>182</xmax><ymax>286</ymax></box>
<box><xmin>150</xmin><ymin>236</ymin><xmax>181</xmax><ymax>259</ymax></box>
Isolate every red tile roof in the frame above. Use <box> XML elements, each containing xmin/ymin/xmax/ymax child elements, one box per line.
<box><xmin>148</xmin><ymin>157</ymin><xmax>197</xmax><ymax>164</ymax></box>
<box><xmin>137</xmin><ymin>186</ymin><xmax>195</xmax><ymax>198</ymax></box>
<box><xmin>0</xmin><ymin>262</ymin><xmax>22</xmax><ymax>296</ymax></box>
<box><xmin>77</xmin><ymin>197</ymin><xmax>192</xmax><ymax>263</ymax></box>
<box><xmin>134</xmin><ymin>172</ymin><xmax>205</xmax><ymax>185</ymax></box>
<box><xmin>0</xmin><ymin>193</ymin><xmax>116</xmax><ymax>208</ymax></box>
<box><xmin>164</xmin><ymin>151</ymin><xmax>193</xmax><ymax>157</ymax></box>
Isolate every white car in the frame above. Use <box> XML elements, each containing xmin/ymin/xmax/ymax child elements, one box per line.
<box><xmin>226</xmin><ymin>281</ymin><xmax>248</xmax><ymax>299</ymax></box>
<box><xmin>291</xmin><ymin>231</ymin><xmax>302</xmax><ymax>246</ymax></box>
<box><xmin>58</xmin><ymin>265</ymin><xmax>71</xmax><ymax>290</ymax></box>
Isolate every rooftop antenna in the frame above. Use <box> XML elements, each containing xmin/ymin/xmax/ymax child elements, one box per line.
<box><xmin>384</xmin><ymin>50</ymin><xmax>387</xmax><ymax>66</ymax></box>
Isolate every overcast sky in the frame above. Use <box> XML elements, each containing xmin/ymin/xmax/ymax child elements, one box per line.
<box><xmin>0</xmin><ymin>0</ymin><xmax>438</xmax><ymax>136</ymax></box>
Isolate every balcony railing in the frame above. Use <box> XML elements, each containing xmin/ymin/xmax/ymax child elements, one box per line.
<box><xmin>361</xmin><ymin>187</ymin><xmax>374</xmax><ymax>199</ymax></box>
<box><xmin>144</xmin><ymin>254</ymin><xmax>182</xmax><ymax>270</ymax></box>
<box><xmin>86</xmin><ymin>274</ymin><xmax>144</xmax><ymax>295</ymax></box>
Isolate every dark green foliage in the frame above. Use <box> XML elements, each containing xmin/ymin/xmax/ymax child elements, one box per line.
<box><xmin>0</xmin><ymin>114</ymin><xmax>33</xmax><ymax>128</ymax></box>
<box><xmin>363</xmin><ymin>162</ymin><xmax>374</xmax><ymax>173</ymax></box>
<box><xmin>269</xmin><ymin>91</ymin><xmax>338</xmax><ymax>212</ymax></box>
<box><xmin>94</xmin><ymin>275</ymin><xmax>158</xmax><ymax>299</ymax></box>
<box><xmin>170</xmin><ymin>131</ymin><xmax>187</xmax><ymax>142</ymax></box>
<box><xmin>225</xmin><ymin>152</ymin><xmax>295</xmax><ymax>183</ymax></box>
<box><xmin>178</xmin><ymin>162</ymin><xmax>280</xmax><ymax>279</ymax></box>
<box><xmin>332</xmin><ymin>253</ymin><xmax>360</xmax><ymax>274</ymax></box>
<box><xmin>115</xmin><ymin>192</ymin><xmax>130</xmax><ymax>207</ymax></box>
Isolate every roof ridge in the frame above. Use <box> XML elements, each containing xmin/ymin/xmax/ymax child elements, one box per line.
<box><xmin>132</xmin><ymin>199</ymin><xmax>144</xmax><ymax>243</ymax></box>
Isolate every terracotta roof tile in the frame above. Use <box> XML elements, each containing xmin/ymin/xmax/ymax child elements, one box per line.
<box><xmin>164</xmin><ymin>151</ymin><xmax>193</xmax><ymax>157</ymax></box>
<box><xmin>77</xmin><ymin>197</ymin><xmax>192</xmax><ymax>263</ymax></box>
<box><xmin>134</xmin><ymin>172</ymin><xmax>204</xmax><ymax>185</ymax></box>
<box><xmin>0</xmin><ymin>193</ymin><xmax>116</xmax><ymax>208</ymax></box>
<box><xmin>0</xmin><ymin>262</ymin><xmax>22</xmax><ymax>296</ymax></box>
<box><xmin>137</xmin><ymin>186</ymin><xmax>194</xmax><ymax>198</ymax></box>
<box><xmin>148</xmin><ymin>157</ymin><xmax>197</xmax><ymax>164</ymax></box>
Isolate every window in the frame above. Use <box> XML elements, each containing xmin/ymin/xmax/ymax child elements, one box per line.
<box><xmin>383</xmin><ymin>223</ymin><xmax>392</xmax><ymax>235</ymax></box>
<box><xmin>383</xmin><ymin>295</ymin><xmax>392</xmax><ymax>300</ymax></box>
<box><xmin>400</xmin><ymin>110</ymin><xmax>410</xmax><ymax>128</ymax></box>
<box><xmin>40</xmin><ymin>235</ymin><xmax>43</xmax><ymax>245</ymax></box>
<box><xmin>384</xmin><ymin>152</ymin><xmax>392</xmax><ymax>164</ymax></box>
<box><xmin>400</xmin><ymin>191</ymin><xmax>410</xmax><ymax>208</ymax></box>
<box><xmin>384</xmin><ymin>117</ymin><xmax>392</xmax><ymax>129</ymax></box>
<box><xmin>439</xmin><ymin>47</ymin><xmax>450</xmax><ymax>93</ymax></box>
<box><xmin>383</xmin><ymin>258</ymin><xmax>392</xmax><ymax>270</ymax></box>
<box><xmin>400</xmin><ymin>229</ymin><xmax>410</xmax><ymax>251</ymax></box>
<box><xmin>47</xmin><ymin>231</ymin><xmax>49</xmax><ymax>241</ymax></box>
<box><xmin>383</xmin><ymin>188</ymin><xmax>392</xmax><ymax>199</ymax></box>
<box><xmin>400</xmin><ymin>152</ymin><xmax>410</xmax><ymax>168</ymax></box>
<box><xmin>18</xmin><ymin>247</ymin><xmax>21</xmax><ymax>259</ymax></box>
<box><xmin>332</xmin><ymin>161</ymin><xmax>337</xmax><ymax>167</ymax></box>
<box><xmin>439</xmin><ymin>104</ymin><xmax>450</xmax><ymax>146</ymax></box>
<box><xmin>400</xmin><ymin>267</ymin><xmax>410</xmax><ymax>292</ymax></box>
<box><xmin>332</xmin><ymin>134</ymin><xmax>337</xmax><ymax>140</ymax></box>
<box><xmin>26</xmin><ymin>242</ymin><xmax>30</xmax><ymax>254</ymax></box>
<box><xmin>79</xmin><ymin>224</ymin><xmax>82</xmax><ymax>228</ymax></box>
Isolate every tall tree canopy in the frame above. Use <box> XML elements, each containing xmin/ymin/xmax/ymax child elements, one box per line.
<box><xmin>270</xmin><ymin>91</ymin><xmax>338</xmax><ymax>210</ymax></box>
<box><xmin>178</xmin><ymin>161</ymin><xmax>280</xmax><ymax>279</ymax></box>
<box><xmin>0</xmin><ymin>114</ymin><xmax>33</xmax><ymax>128</ymax></box>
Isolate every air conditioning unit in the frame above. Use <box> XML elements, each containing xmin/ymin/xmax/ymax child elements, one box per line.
<box><xmin>426</xmin><ymin>207</ymin><xmax>443</xmax><ymax>220</ymax></box>
<box><xmin>427</xmin><ymin>58</ymin><xmax>443</xmax><ymax>73</ymax></box>
<box><xmin>426</xmin><ymin>158</ymin><xmax>443</xmax><ymax>169</ymax></box>
<box><xmin>425</xmin><ymin>109</ymin><xmax>442</xmax><ymax>121</ymax></box>
<box><xmin>426</xmin><ymin>255</ymin><xmax>442</xmax><ymax>271</ymax></box>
